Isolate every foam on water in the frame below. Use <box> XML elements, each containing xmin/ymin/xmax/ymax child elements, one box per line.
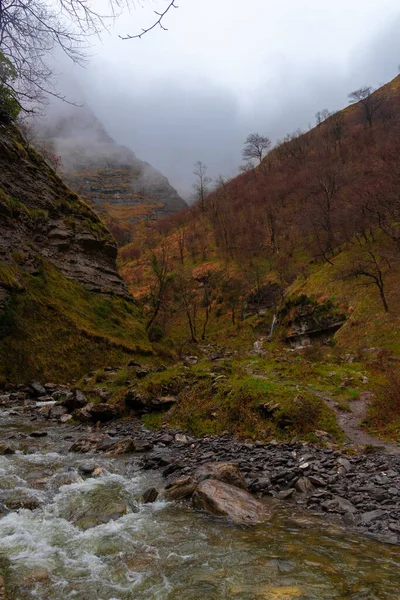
<box><xmin>1</xmin><ymin>421</ymin><xmax>400</xmax><ymax>599</ymax></box>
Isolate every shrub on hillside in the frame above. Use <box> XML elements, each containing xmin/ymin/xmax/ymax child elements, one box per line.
<box><xmin>0</xmin><ymin>52</ymin><xmax>20</xmax><ymax>124</ymax></box>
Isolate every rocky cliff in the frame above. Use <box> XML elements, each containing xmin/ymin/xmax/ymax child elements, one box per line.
<box><xmin>35</xmin><ymin>108</ymin><xmax>187</xmax><ymax>244</ymax></box>
<box><xmin>0</xmin><ymin>123</ymin><xmax>150</xmax><ymax>383</ymax></box>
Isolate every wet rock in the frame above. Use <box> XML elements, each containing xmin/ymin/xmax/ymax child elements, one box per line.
<box><xmin>323</xmin><ymin>496</ymin><xmax>357</xmax><ymax>514</ymax></box>
<box><xmin>5</xmin><ymin>496</ymin><xmax>42</xmax><ymax>511</ymax></box>
<box><xmin>277</xmin><ymin>489</ymin><xmax>296</xmax><ymax>500</ymax></box>
<box><xmin>76</xmin><ymin>502</ymin><xmax>128</xmax><ymax>530</ymax></box>
<box><xmin>103</xmin><ymin>438</ymin><xmax>136</xmax><ymax>456</ymax></box>
<box><xmin>164</xmin><ymin>476</ymin><xmax>196</xmax><ymax>501</ymax></box>
<box><xmin>361</xmin><ymin>509</ymin><xmax>385</xmax><ymax>524</ymax></box>
<box><xmin>343</xmin><ymin>512</ymin><xmax>356</xmax><ymax>527</ymax></box>
<box><xmin>0</xmin><ymin>574</ymin><xmax>5</xmax><ymax>600</ymax></box>
<box><xmin>294</xmin><ymin>477</ymin><xmax>314</xmax><ymax>495</ymax></box>
<box><xmin>74</xmin><ymin>402</ymin><xmax>119</xmax><ymax>423</ymax></box>
<box><xmin>134</xmin><ymin>440</ymin><xmax>154</xmax><ymax>452</ymax></box>
<box><xmin>337</xmin><ymin>457</ymin><xmax>351</xmax><ymax>472</ymax></box>
<box><xmin>69</xmin><ymin>433</ymin><xmax>110</xmax><ymax>453</ymax></box>
<box><xmin>62</xmin><ymin>389</ymin><xmax>88</xmax><ymax>412</ymax></box>
<box><xmin>193</xmin><ymin>479</ymin><xmax>270</xmax><ymax>526</ymax></box>
<box><xmin>159</xmin><ymin>433</ymin><xmax>174</xmax><ymax>445</ymax></box>
<box><xmin>78</xmin><ymin>461</ymin><xmax>100</xmax><ymax>476</ymax></box>
<box><xmin>0</xmin><ymin>443</ymin><xmax>15</xmax><ymax>455</ymax></box>
<box><xmin>25</xmin><ymin>567</ymin><xmax>50</xmax><ymax>584</ymax></box>
<box><xmin>59</xmin><ymin>413</ymin><xmax>73</xmax><ymax>423</ymax></box>
<box><xmin>48</xmin><ymin>404</ymin><xmax>68</xmax><ymax>420</ymax></box>
<box><xmin>195</xmin><ymin>462</ymin><xmax>247</xmax><ymax>490</ymax></box>
<box><xmin>142</xmin><ymin>487</ymin><xmax>159</xmax><ymax>503</ymax></box>
<box><xmin>30</xmin><ymin>381</ymin><xmax>47</xmax><ymax>397</ymax></box>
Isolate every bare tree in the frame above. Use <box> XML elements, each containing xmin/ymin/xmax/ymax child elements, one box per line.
<box><xmin>193</xmin><ymin>160</ymin><xmax>211</xmax><ymax>212</ymax></box>
<box><xmin>146</xmin><ymin>243</ymin><xmax>173</xmax><ymax>331</ymax></box>
<box><xmin>242</xmin><ymin>133</ymin><xmax>271</xmax><ymax>165</ymax></box>
<box><xmin>342</xmin><ymin>247</ymin><xmax>391</xmax><ymax>312</ymax></box>
<box><xmin>120</xmin><ymin>1</ymin><xmax>178</xmax><ymax>40</ymax></box>
<box><xmin>348</xmin><ymin>86</ymin><xmax>385</xmax><ymax>128</ymax></box>
<box><xmin>315</xmin><ymin>108</ymin><xmax>331</xmax><ymax>126</ymax></box>
<box><xmin>0</xmin><ymin>0</ymin><xmax>178</xmax><ymax>109</ymax></box>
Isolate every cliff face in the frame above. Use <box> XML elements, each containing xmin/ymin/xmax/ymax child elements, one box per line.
<box><xmin>0</xmin><ymin>123</ymin><xmax>150</xmax><ymax>383</ymax></box>
<box><xmin>36</xmin><ymin>108</ymin><xmax>187</xmax><ymax>244</ymax></box>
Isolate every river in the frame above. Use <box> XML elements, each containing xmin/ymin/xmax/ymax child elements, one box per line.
<box><xmin>1</xmin><ymin>405</ymin><xmax>400</xmax><ymax>600</ymax></box>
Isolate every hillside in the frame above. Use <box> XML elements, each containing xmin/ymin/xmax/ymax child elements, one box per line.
<box><xmin>0</xmin><ymin>122</ymin><xmax>151</xmax><ymax>383</ymax></box>
<box><xmin>34</xmin><ymin>107</ymin><xmax>187</xmax><ymax>246</ymax></box>
<box><xmin>114</xmin><ymin>75</ymin><xmax>400</xmax><ymax>441</ymax></box>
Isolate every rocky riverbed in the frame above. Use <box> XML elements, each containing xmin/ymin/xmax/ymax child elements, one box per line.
<box><xmin>2</xmin><ymin>384</ymin><xmax>400</xmax><ymax>599</ymax></box>
<box><xmin>1</xmin><ymin>382</ymin><xmax>400</xmax><ymax>545</ymax></box>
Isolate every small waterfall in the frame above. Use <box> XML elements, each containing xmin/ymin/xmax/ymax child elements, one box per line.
<box><xmin>269</xmin><ymin>313</ymin><xmax>277</xmax><ymax>337</ymax></box>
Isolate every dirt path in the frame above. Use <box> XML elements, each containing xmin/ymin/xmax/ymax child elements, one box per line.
<box><xmin>309</xmin><ymin>389</ymin><xmax>400</xmax><ymax>454</ymax></box>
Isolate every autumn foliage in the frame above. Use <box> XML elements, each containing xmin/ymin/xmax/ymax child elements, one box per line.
<box><xmin>119</xmin><ymin>75</ymin><xmax>400</xmax><ymax>341</ymax></box>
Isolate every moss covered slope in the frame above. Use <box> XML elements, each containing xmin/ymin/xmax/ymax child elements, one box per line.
<box><xmin>0</xmin><ymin>123</ymin><xmax>150</xmax><ymax>383</ymax></box>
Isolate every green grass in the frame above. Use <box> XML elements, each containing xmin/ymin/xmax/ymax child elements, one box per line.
<box><xmin>0</xmin><ymin>261</ymin><xmax>151</xmax><ymax>383</ymax></box>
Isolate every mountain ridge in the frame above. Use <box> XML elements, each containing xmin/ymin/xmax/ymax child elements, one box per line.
<box><xmin>34</xmin><ymin>107</ymin><xmax>187</xmax><ymax>245</ymax></box>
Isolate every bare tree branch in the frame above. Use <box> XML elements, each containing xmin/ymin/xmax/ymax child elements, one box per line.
<box><xmin>120</xmin><ymin>1</ymin><xmax>178</xmax><ymax>40</ymax></box>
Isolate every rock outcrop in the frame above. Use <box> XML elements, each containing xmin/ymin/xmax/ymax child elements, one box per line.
<box><xmin>35</xmin><ymin>108</ymin><xmax>187</xmax><ymax>243</ymax></box>
<box><xmin>0</xmin><ymin>123</ymin><xmax>128</xmax><ymax>298</ymax></box>
<box><xmin>0</xmin><ymin>122</ymin><xmax>150</xmax><ymax>382</ymax></box>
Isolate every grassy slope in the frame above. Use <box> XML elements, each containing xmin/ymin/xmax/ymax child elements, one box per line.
<box><xmin>0</xmin><ymin>261</ymin><xmax>151</xmax><ymax>384</ymax></box>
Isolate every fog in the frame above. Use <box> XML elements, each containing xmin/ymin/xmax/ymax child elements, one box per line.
<box><xmin>50</xmin><ymin>0</ymin><xmax>400</xmax><ymax>199</ymax></box>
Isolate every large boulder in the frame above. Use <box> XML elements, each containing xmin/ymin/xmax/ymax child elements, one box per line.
<box><xmin>74</xmin><ymin>402</ymin><xmax>119</xmax><ymax>423</ymax></box>
<box><xmin>193</xmin><ymin>480</ymin><xmax>270</xmax><ymax>526</ymax></box>
<box><xmin>195</xmin><ymin>462</ymin><xmax>247</xmax><ymax>490</ymax></box>
<box><xmin>61</xmin><ymin>389</ymin><xmax>87</xmax><ymax>412</ymax></box>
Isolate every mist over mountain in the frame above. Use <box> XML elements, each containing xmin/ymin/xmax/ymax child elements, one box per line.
<box><xmin>33</xmin><ymin>105</ymin><xmax>187</xmax><ymax>244</ymax></box>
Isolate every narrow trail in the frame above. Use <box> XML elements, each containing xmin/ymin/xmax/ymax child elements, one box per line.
<box><xmin>308</xmin><ymin>389</ymin><xmax>400</xmax><ymax>454</ymax></box>
<box><xmin>247</xmin><ymin>364</ymin><xmax>400</xmax><ymax>453</ymax></box>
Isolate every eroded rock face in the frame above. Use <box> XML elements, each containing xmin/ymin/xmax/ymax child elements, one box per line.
<box><xmin>0</xmin><ymin>123</ymin><xmax>130</xmax><ymax>301</ymax></box>
<box><xmin>192</xmin><ymin>479</ymin><xmax>270</xmax><ymax>526</ymax></box>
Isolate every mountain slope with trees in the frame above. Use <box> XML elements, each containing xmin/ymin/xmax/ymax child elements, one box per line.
<box><xmin>115</xmin><ymin>76</ymin><xmax>400</xmax><ymax>440</ymax></box>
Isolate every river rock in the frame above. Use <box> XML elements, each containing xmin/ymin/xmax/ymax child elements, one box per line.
<box><xmin>323</xmin><ymin>496</ymin><xmax>357</xmax><ymax>514</ymax></box>
<box><xmin>62</xmin><ymin>389</ymin><xmax>88</xmax><ymax>411</ymax></box>
<box><xmin>0</xmin><ymin>443</ymin><xmax>15</xmax><ymax>455</ymax></box>
<box><xmin>30</xmin><ymin>381</ymin><xmax>47</xmax><ymax>397</ymax></box>
<box><xmin>5</xmin><ymin>495</ymin><xmax>42</xmax><ymax>511</ymax></box>
<box><xmin>74</xmin><ymin>402</ymin><xmax>119</xmax><ymax>423</ymax></box>
<box><xmin>164</xmin><ymin>476</ymin><xmax>197</xmax><ymax>501</ymax></box>
<box><xmin>195</xmin><ymin>462</ymin><xmax>247</xmax><ymax>490</ymax></box>
<box><xmin>294</xmin><ymin>477</ymin><xmax>315</xmax><ymax>494</ymax></box>
<box><xmin>69</xmin><ymin>433</ymin><xmax>110</xmax><ymax>453</ymax></box>
<box><xmin>142</xmin><ymin>487</ymin><xmax>159</xmax><ymax>503</ymax></box>
<box><xmin>103</xmin><ymin>438</ymin><xmax>136</xmax><ymax>456</ymax></box>
<box><xmin>192</xmin><ymin>479</ymin><xmax>270</xmax><ymax>526</ymax></box>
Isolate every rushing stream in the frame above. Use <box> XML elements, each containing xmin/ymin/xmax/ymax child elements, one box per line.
<box><xmin>1</xmin><ymin>407</ymin><xmax>400</xmax><ymax>600</ymax></box>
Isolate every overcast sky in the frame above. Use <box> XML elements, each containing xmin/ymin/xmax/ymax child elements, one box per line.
<box><xmin>58</xmin><ymin>0</ymin><xmax>400</xmax><ymax>199</ymax></box>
